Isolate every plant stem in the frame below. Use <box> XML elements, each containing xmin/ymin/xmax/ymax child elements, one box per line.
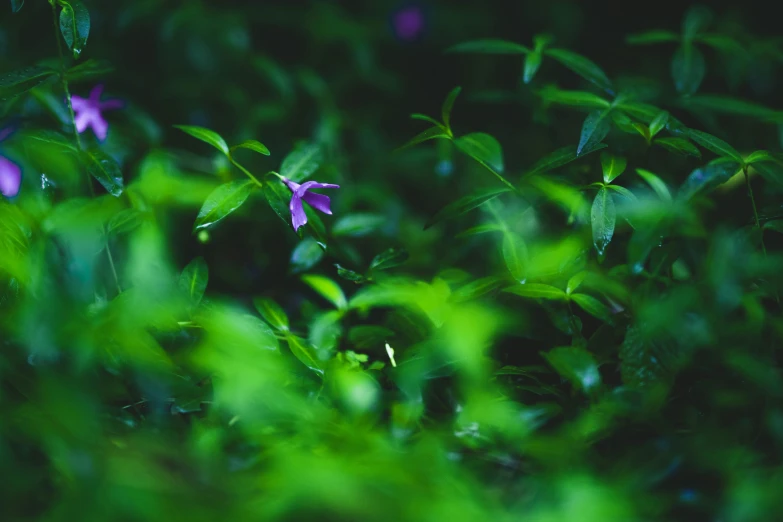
<box><xmin>230</xmin><ymin>157</ymin><xmax>264</xmax><ymax>187</ymax></box>
<box><xmin>743</xmin><ymin>166</ymin><xmax>766</xmax><ymax>255</ymax></box>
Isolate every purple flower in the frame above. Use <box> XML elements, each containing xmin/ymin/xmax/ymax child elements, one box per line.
<box><xmin>71</xmin><ymin>85</ymin><xmax>124</xmax><ymax>141</ymax></box>
<box><xmin>283</xmin><ymin>177</ymin><xmax>340</xmax><ymax>232</ymax></box>
<box><xmin>393</xmin><ymin>6</ymin><xmax>424</xmax><ymax>41</ymax></box>
<box><xmin>0</xmin><ymin>156</ymin><xmax>21</xmax><ymax>198</ymax></box>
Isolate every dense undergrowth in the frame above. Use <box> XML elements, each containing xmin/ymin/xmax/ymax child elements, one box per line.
<box><xmin>2</xmin><ymin>1</ymin><xmax>783</xmax><ymax>520</ymax></box>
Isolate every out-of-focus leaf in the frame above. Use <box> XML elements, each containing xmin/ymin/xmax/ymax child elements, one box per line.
<box><xmin>194</xmin><ymin>180</ymin><xmax>255</xmax><ymax>230</ymax></box>
<box><xmin>335</xmin><ymin>264</ymin><xmax>367</xmax><ymax>284</ymax></box>
<box><xmin>626</xmin><ymin>30</ymin><xmax>680</xmax><ymax>44</ymax></box>
<box><xmin>107</xmin><ymin>208</ymin><xmax>144</xmax><ymax>236</ymax></box>
<box><xmin>174</xmin><ymin>125</ymin><xmax>229</xmax><ymax>155</ymax></box>
<box><xmin>682</xmin><ymin>95</ymin><xmax>779</xmax><ymax>121</ymax></box>
<box><xmin>10</xmin><ymin>0</ymin><xmax>23</xmax><ymax>12</ymax></box>
<box><xmin>285</xmin><ymin>333</ymin><xmax>323</xmax><ymax>375</ymax></box>
<box><xmin>504</xmin><ymin>283</ymin><xmax>566</xmax><ymax>300</ymax></box>
<box><xmin>753</xmin><ymin>161</ymin><xmax>783</xmax><ymax>189</ymax></box>
<box><xmin>447</xmin><ymin>39</ymin><xmax>530</xmax><ymax>54</ymax></box>
<box><xmin>332</xmin><ymin>213</ymin><xmax>386</xmax><ymax>237</ymax></box>
<box><xmin>543</xmin><ymin>346</ymin><xmax>601</xmax><ymax>392</ymax></box>
<box><xmin>502</xmin><ymin>231</ymin><xmax>528</xmax><ymax>282</ymax></box>
<box><xmin>523</xmin><ymin>50</ymin><xmax>543</xmax><ymax>84</ymax></box>
<box><xmin>59</xmin><ymin>0</ymin><xmax>90</xmax><ymax>59</ymax></box>
<box><xmin>253</xmin><ymin>297</ymin><xmax>289</xmax><ymax>331</ymax></box>
<box><xmin>451</xmin><ymin>276</ymin><xmax>506</xmax><ymax>302</ymax></box>
<box><xmin>179</xmin><ymin>257</ymin><xmax>208</xmax><ymax>307</ymax></box>
<box><xmin>578</xmin><ymin>110</ymin><xmax>612</xmax><ymax>156</ymax></box>
<box><xmin>396</xmin><ymin>126</ymin><xmax>451</xmax><ymax>152</ymax></box>
<box><xmin>671</xmin><ymin>43</ymin><xmax>705</xmax><ymax>95</ymax></box>
<box><xmin>545</xmin><ymin>48</ymin><xmax>613</xmax><ymax>93</ymax></box>
<box><xmin>441</xmin><ymin>86</ymin><xmax>461</xmax><ymax>130</ymax></box>
<box><xmin>64</xmin><ymin>58</ymin><xmax>114</xmax><ymax>83</ymax></box>
<box><xmin>526</xmin><ymin>143</ymin><xmax>607</xmax><ymax>175</ymax></box>
<box><xmin>654</xmin><ymin>137</ymin><xmax>702</xmax><ymax>158</ymax></box>
<box><xmin>301</xmin><ymin>274</ymin><xmax>347</xmax><ymax>310</ymax></box>
<box><xmin>348</xmin><ymin>325</ymin><xmax>395</xmax><ymax>349</ymax></box>
<box><xmin>688</xmin><ymin>129</ymin><xmax>743</xmax><ymax>162</ymax></box>
<box><xmin>601</xmin><ymin>152</ymin><xmax>627</xmax><ymax>183</ymax></box>
<box><xmin>566</xmin><ymin>271</ymin><xmax>587</xmax><ymax>295</ymax></box>
<box><xmin>695</xmin><ymin>34</ymin><xmax>745</xmax><ymax>54</ymax></box>
<box><xmin>0</xmin><ymin>66</ymin><xmax>57</xmax><ymax>99</ymax></box>
<box><xmin>290</xmin><ymin>237</ymin><xmax>324</xmax><ymax>273</ymax></box>
<box><xmin>591</xmin><ymin>187</ymin><xmax>615</xmax><ymax>255</ymax></box>
<box><xmin>649</xmin><ymin>111</ymin><xmax>669</xmax><ymax>138</ymax></box>
<box><xmin>538</xmin><ymin>86</ymin><xmax>611</xmax><ymax>109</ymax></box>
<box><xmin>231</xmin><ymin>139</ymin><xmax>271</xmax><ymax>156</ymax></box>
<box><xmin>370</xmin><ymin>248</ymin><xmax>409</xmax><ymax>272</ymax></box>
<box><xmin>280</xmin><ymin>142</ymin><xmax>322</xmax><ymax>182</ymax></box>
<box><xmin>454</xmin><ymin>132</ymin><xmax>504</xmax><ymax>173</ymax></box>
<box><xmin>424</xmin><ymin>187</ymin><xmax>510</xmax><ymax>229</ymax></box>
<box><xmin>571</xmin><ymin>293</ymin><xmax>614</xmax><ymax>323</ymax></box>
<box><xmin>682</xmin><ymin>5</ymin><xmax>713</xmax><ymax>39</ymax></box>
<box><xmin>678</xmin><ymin>159</ymin><xmax>741</xmax><ymax>200</ymax></box>
<box><xmin>636</xmin><ymin>169</ymin><xmax>673</xmax><ymax>203</ymax></box>
<box><xmin>81</xmin><ymin>149</ymin><xmax>124</xmax><ymax>197</ymax></box>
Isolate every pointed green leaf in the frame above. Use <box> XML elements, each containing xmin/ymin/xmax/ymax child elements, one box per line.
<box><xmin>454</xmin><ymin>132</ymin><xmax>504</xmax><ymax>173</ymax></box>
<box><xmin>335</xmin><ymin>264</ymin><xmax>367</xmax><ymax>284</ymax></box>
<box><xmin>688</xmin><ymin>129</ymin><xmax>743</xmax><ymax>162</ymax></box>
<box><xmin>451</xmin><ymin>276</ymin><xmax>506</xmax><ymax>302</ymax></box>
<box><xmin>410</xmin><ymin>113</ymin><xmax>445</xmax><ymax>128</ymax></box>
<box><xmin>59</xmin><ymin>0</ymin><xmax>90</xmax><ymax>60</ymax></box>
<box><xmin>290</xmin><ymin>237</ymin><xmax>324</xmax><ymax>274</ymax></box>
<box><xmin>263</xmin><ymin>174</ymin><xmax>293</xmax><ymax>226</ymax></box>
<box><xmin>695</xmin><ymin>34</ymin><xmax>745</xmax><ymax>55</ymax></box>
<box><xmin>526</xmin><ymin>143</ymin><xmax>607</xmax><ymax>175</ymax></box>
<box><xmin>280</xmin><ymin>142</ymin><xmax>323</xmax><ymax>182</ymax></box>
<box><xmin>671</xmin><ymin>43</ymin><xmax>705</xmax><ymax>95</ymax></box>
<box><xmin>543</xmin><ymin>346</ymin><xmax>601</xmax><ymax>392</ymax></box>
<box><xmin>285</xmin><ymin>333</ymin><xmax>323</xmax><ymax>374</ymax></box>
<box><xmin>538</xmin><ymin>86</ymin><xmax>612</xmax><ymax>109</ymax></box>
<box><xmin>395</xmin><ymin>126</ymin><xmax>451</xmax><ymax>152</ymax></box>
<box><xmin>649</xmin><ymin>111</ymin><xmax>669</xmax><ymax>138</ymax></box>
<box><xmin>654</xmin><ymin>137</ymin><xmax>702</xmax><ymax>158</ymax></box>
<box><xmin>370</xmin><ymin>248</ymin><xmax>409</xmax><ymax>272</ymax></box>
<box><xmin>80</xmin><ymin>149</ymin><xmax>124</xmax><ymax>197</ymax></box>
<box><xmin>179</xmin><ymin>257</ymin><xmax>208</xmax><ymax>306</ymax></box>
<box><xmin>746</xmin><ymin>151</ymin><xmax>778</xmax><ymax>165</ymax></box>
<box><xmin>523</xmin><ymin>50</ymin><xmax>543</xmax><ymax>84</ymax></box>
<box><xmin>0</xmin><ymin>65</ymin><xmax>57</xmax><ymax>99</ymax></box>
<box><xmin>566</xmin><ymin>271</ymin><xmax>588</xmax><ymax>295</ymax></box>
<box><xmin>447</xmin><ymin>39</ymin><xmax>530</xmax><ymax>54</ymax></box>
<box><xmin>571</xmin><ymin>293</ymin><xmax>614</xmax><ymax>323</ymax></box>
<box><xmin>254</xmin><ymin>297</ymin><xmax>289</xmax><ymax>331</ymax></box>
<box><xmin>545</xmin><ymin>48</ymin><xmax>613</xmax><ymax>93</ymax></box>
<box><xmin>753</xmin><ymin>161</ymin><xmax>783</xmax><ymax>189</ymax></box>
<box><xmin>107</xmin><ymin>208</ymin><xmax>144</xmax><ymax>236</ymax></box>
<box><xmin>591</xmin><ymin>187</ymin><xmax>615</xmax><ymax>255</ymax></box>
<box><xmin>424</xmin><ymin>187</ymin><xmax>511</xmax><ymax>229</ymax></box>
<box><xmin>601</xmin><ymin>152</ymin><xmax>627</xmax><ymax>183</ymax></box>
<box><xmin>301</xmin><ymin>274</ymin><xmax>347</xmax><ymax>310</ymax></box>
<box><xmin>441</xmin><ymin>86</ymin><xmax>461</xmax><ymax>130</ymax></box>
<box><xmin>682</xmin><ymin>5</ymin><xmax>713</xmax><ymax>40</ymax></box>
<box><xmin>174</xmin><ymin>125</ymin><xmax>229</xmax><ymax>155</ymax></box>
<box><xmin>678</xmin><ymin>159</ymin><xmax>741</xmax><ymax>200</ymax></box>
<box><xmin>578</xmin><ymin>110</ymin><xmax>612</xmax><ymax>156</ymax></box>
<box><xmin>502</xmin><ymin>232</ymin><xmax>528</xmax><ymax>282</ymax></box>
<box><xmin>231</xmin><ymin>140</ymin><xmax>271</xmax><ymax>156</ymax></box>
<box><xmin>194</xmin><ymin>180</ymin><xmax>255</xmax><ymax>231</ymax></box>
<box><xmin>626</xmin><ymin>30</ymin><xmax>680</xmax><ymax>44</ymax></box>
<box><xmin>504</xmin><ymin>283</ymin><xmax>566</xmax><ymax>300</ymax></box>
<box><xmin>606</xmin><ymin>185</ymin><xmax>637</xmax><ymax>205</ymax></box>
<box><xmin>636</xmin><ymin>169</ymin><xmax>673</xmax><ymax>203</ymax></box>
<box><xmin>65</xmin><ymin>59</ymin><xmax>114</xmax><ymax>83</ymax></box>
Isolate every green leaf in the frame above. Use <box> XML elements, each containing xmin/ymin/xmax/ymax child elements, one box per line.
<box><xmin>601</xmin><ymin>152</ymin><xmax>627</xmax><ymax>183</ymax></box>
<box><xmin>571</xmin><ymin>293</ymin><xmax>614</xmax><ymax>323</ymax></box>
<box><xmin>64</xmin><ymin>58</ymin><xmax>114</xmax><ymax>83</ymax></box>
<box><xmin>80</xmin><ymin>149</ymin><xmax>124</xmax><ymax>197</ymax></box>
<box><xmin>681</xmin><ymin>95</ymin><xmax>780</xmax><ymax>121</ymax></box>
<box><xmin>194</xmin><ymin>180</ymin><xmax>255</xmax><ymax>231</ymax></box>
<box><xmin>22</xmin><ymin>129</ymin><xmax>77</xmax><ymax>150</ymax></box>
<box><xmin>263</xmin><ymin>174</ymin><xmax>293</xmax><ymax>227</ymax></box>
<box><xmin>370</xmin><ymin>248</ymin><xmax>409</xmax><ymax>272</ymax></box>
<box><xmin>332</xmin><ymin>213</ymin><xmax>386</xmax><ymax>237</ymax></box>
<box><xmin>454</xmin><ymin>132</ymin><xmax>504</xmax><ymax>173</ymax></box>
<box><xmin>566</xmin><ymin>271</ymin><xmax>587</xmax><ymax>295</ymax></box>
<box><xmin>688</xmin><ymin>129</ymin><xmax>743</xmax><ymax>162</ymax></box>
<box><xmin>753</xmin><ymin>161</ymin><xmax>783</xmax><ymax>189</ymax></box>
<box><xmin>107</xmin><ymin>208</ymin><xmax>144</xmax><ymax>236</ymax></box>
<box><xmin>631</xmin><ymin>123</ymin><xmax>651</xmax><ymax>143</ymax></box>
<box><xmin>0</xmin><ymin>66</ymin><xmax>57</xmax><ymax>99</ymax></box>
<box><xmin>746</xmin><ymin>151</ymin><xmax>777</xmax><ymax>165</ymax></box>
<box><xmin>410</xmin><ymin>113</ymin><xmax>444</xmax><ymax>128</ymax></box>
<box><xmin>543</xmin><ymin>346</ymin><xmax>601</xmax><ymax>392</ymax></box>
<box><xmin>396</xmin><ymin>126</ymin><xmax>451</xmax><ymax>152</ymax></box>
<box><xmin>179</xmin><ymin>257</ymin><xmax>208</xmax><ymax>307</ymax></box>
<box><xmin>335</xmin><ymin>264</ymin><xmax>367</xmax><ymax>284</ymax></box>
<box><xmin>626</xmin><ymin>30</ymin><xmax>680</xmax><ymax>44</ymax></box>
<box><xmin>636</xmin><ymin>169</ymin><xmax>673</xmax><ymax>203</ymax></box>
<box><xmin>174</xmin><ymin>125</ymin><xmax>229</xmax><ymax>156</ymax></box>
<box><xmin>671</xmin><ymin>43</ymin><xmax>705</xmax><ymax>95</ymax></box>
<box><xmin>606</xmin><ymin>185</ymin><xmax>637</xmax><ymax>204</ymax></box>
<box><xmin>301</xmin><ymin>274</ymin><xmax>347</xmax><ymax>310</ymax></box>
<box><xmin>654</xmin><ymin>137</ymin><xmax>702</xmax><ymax>158</ymax></box>
<box><xmin>502</xmin><ymin>232</ymin><xmax>528</xmax><ymax>282</ymax></box>
<box><xmin>578</xmin><ymin>110</ymin><xmax>612</xmax><ymax>156</ymax></box>
<box><xmin>285</xmin><ymin>333</ymin><xmax>323</xmax><ymax>375</ymax></box>
<box><xmin>523</xmin><ymin>51</ymin><xmax>543</xmax><ymax>84</ymax></box>
<box><xmin>290</xmin><ymin>237</ymin><xmax>324</xmax><ymax>274</ymax></box>
<box><xmin>695</xmin><ymin>34</ymin><xmax>745</xmax><ymax>54</ymax></box>
<box><xmin>526</xmin><ymin>143</ymin><xmax>607</xmax><ymax>175</ymax></box>
<box><xmin>649</xmin><ymin>111</ymin><xmax>669</xmax><ymax>138</ymax></box>
<box><xmin>678</xmin><ymin>159</ymin><xmax>741</xmax><ymax>200</ymax></box>
<box><xmin>682</xmin><ymin>5</ymin><xmax>713</xmax><ymax>40</ymax></box>
<box><xmin>538</xmin><ymin>86</ymin><xmax>611</xmax><ymax>110</ymax></box>
<box><xmin>231</xmin><ymin>140</ymin><xmax>270</xmax><ymax>156</ymax></box>
<box><xmin>441</xmin><ymin>86</ymin><xmax>461</xmax><ymax>130</ymax></box>
<box><xmin>253</xmin><ymin>297</ymin><xmax>289</xmax><ymax>331</ymax></box>
<box><xmin>10</xmin><ymin>0</ymin><xmax>23</xmax><ymax>12</ymax></box>
<box><xmin>59</xmin><ymin>0</ymin><xmax>90</xmax><ymax>59</ymax></box>
<box><xmin>280</xmin><ymin>142</ymin><xmax>323</xmax><ymax>182</ymax></box>
<box><xmin>545</xmin><ymin>48</ymin><xmax>613</xmax><ymax>93</ymax></box>
<box><xmin>424</xmin><ymin>187</ymin><xmax>511</xmax><ymax>229</ymax></box>
<box><xmin>504</xmin><ymin>283</ymin><xmax>566</xmax><ymax>300</ymax></box>
<box><xmin>451</xmin><ymin>276</ymin><xmax>506</xmax><ymax>302</ymax></box>
<box><xmin>591</xmin><ymin>187</ymin><xmax>615</xmax><ymax>255</ymax></box>
<box><xmin>447</xmin><ymin>39</ymin><xmax>530</xmax><ymax>54</ymax></box>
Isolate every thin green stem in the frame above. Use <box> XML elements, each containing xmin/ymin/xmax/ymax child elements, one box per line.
<box><xmin>229</xmin><ymin>157</ymin><xmax>264</xmax><ymax>187</ymax></box>
<box><xmin>743</xmin><ymin>166</ymin><xmax>767</xmax><ymax>256</ymax></box>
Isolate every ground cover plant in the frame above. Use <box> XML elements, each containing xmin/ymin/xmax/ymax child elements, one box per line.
<box><xmin>2</xmin><ymin>1</ymin><xmax>783</xmax><ymax>520</ymax></box>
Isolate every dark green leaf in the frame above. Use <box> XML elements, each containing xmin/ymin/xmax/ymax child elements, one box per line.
<box><xmin>447</xmin><ymin>39</ymin><xmax>530</xmax><ymax>54</ymax></box>
<box><xmin>179</xmin><ymin>257</ymin><xmax>208</xmax><ymax>307</ymax></box>
<box><xmin>302</xmin><ymin>274</ymin><xmax>347</xmax><ymax>310</ymax></box>
<box><xmin>649</xmin><ymin>111</ymin><xmax>669</xmax><ymax>138</ymax></box>
<box><xmin>410</xmin><ymin>113</ymin><xmax>444</xmax><ymax>128</ymax></box>
<box><xmin>174</xmin><ymin>125</ymin><xmax>229</xmax><ymax>156</ymax></box>
<box><xmin>636</xmin><ymin>169</ymin><xmax>673</xmax><ymax>203</ymax></box>
<box><xmin>451</xmin><ymin>276</ymin><xmax>506</xmax><ymax>302</ymax></box>
<box><xmin>688</xmin><ymin>129</ymin><xmax>743</xmax><ymax>162</ymax></box>
<box><xmin>59</xmin><ymin>0</ymin><xmax>90</xmax><ymax>59</ymax></box>
<box><xmin>681</xmin><ymin>95</ymin><xmax>780</xmax><ymax>121</ymax></box>
<box><xmin>194</xmin><ymin>180</ymin><xmax>255</xmax><ymax>231</ymax></box>
<box><xmin>538</xmin><ymin>86</ymin><xmax>611</xmax><ymax>109</ymax></box>
<box><xmin>545</xmin><ymin>48</ymin><xmax>613</xmax><ymax>93</ymax></box>
<box><xmin>81</xmin><ymin>149</ymin><xmax>124</xmax><ymax>197</ymax></box>
<box><xmin>0</xmin><ymin>66</ymin><xmax>57</xmax><ymax>100</ymax></box>
<box><xmin>231</xmin><ymin>140</ymin><xmax>271</xmax><ymax>156</ymax></box>
<box><xmin>285</xmin><ymin>333</ymin><xmax>323</xmax><ymax>375</ymax></box>
<box><xmin>332</xmin><ymin>213</ymin><xmax>386</xmax><ymax>238</ymax></box>
<box><xmin>10</xmin><ymin>0</ymin><xmax>23</xmax><ymax>12</ymax></box>
<box><xmin>695</xmin><ymin>34</ymin><xmax>745</xmax><ymax>54</ymax></box>
<box><xmin>571</xmin><ymin>293</ymin><xmax>614</xmax><ymax>323</ymax></box>
<box><xmin>654</xmin><ymin>137</ymin><xmax>702</xmax><ymax>158</ymax></box>
<box><xmin>601</xmin><ymin>152</ymin><xmax>626</xmax><ymax>183</ymax></box>
<box><xmin>253</xmin><ymin>297</ymin><xmax>289</xmax><ymax>331</ymax></box>
<box><xmin>578</xmin><ymin>110</ymin><xmax>612</xmax><ymax>156</ymax></box>
<box><xmin>370</xmin><ymin>248</ymin><xmax>409</xmax><ymax>272</ymax></box>
<box><xmin>22</xmin><ymin>129</ymin><xmax>76</xmax><ymax>150</ymax></box>
<box><xmin>682</xmin><ymin>5</ymin><xmax>713</xmax><ymax>40</ymax></box>
<box><xmin>395</xmin><ymin>126</ymin><xmax>451</xmax><ymax>152</ymax></box>
<box><xmin>626</xmin><ymin>30</ymin><xmax>680</xmax><ymax>44</ymax></box>
<box><xmin>543</xmin><ymin>346</ymin><xmax>601</xmax><ymax>392</ymax></box>
<box><xmin>526</xmin><ymin>143</ymin><xmax>607</xmax><ymax>175</ymax></box>
<box><xmin>678</xmin><ymin>159</ymin><xmax>741</xmax><ymax>200</ymax></box>
<box><xmin>424</xmin><ymin>187</ymin><xmax>511</xmax><ymax>229</ymax></box>
<box><xmin>454</xmin><ymin>132</ymin><xmax>504</xmax><ymax>173</ymax></box>
<box><xmin>502</xmin><ymin>232</ymin><xmax>528</xmax><ymax>282</ymax></box>
<box><xmin>335</xmin><ymin>264</ymin><xmax>367</xmax><ymax>284</ymax></box>
<box><xmin>441</xmin><ymin>86</ymin><xmax>461</xmax><ymax>130</ymax></box>
<box><xmin>290</xmin><ymin>237</ymin><xmax>324</xmax><ymax>273</ymax></box>
<box><xmin>591</xmin><ymin>187</ymin><xmax>615</xmax><ymax>255</ymax></box>
<box><xmin>107</xmin><ymin>208</ymin><xmax>144</xmax><ymax>236</ymax></box>
<box><xmin>523</xmin><ymin>51</ymin><xmax>543</xmax><ymax>84</ymax></box>
<box><xmin>671</xmin><ymin>43</ymin><xmax>705</xmax><ymax>95</ymax></box>
<box><xmin>64</xmin><ymin>59</ymin><xmax>114</xmax><ymax>83</ymax></box>
<box><xmin>263</xmin><ymin>174</ymin><xmax>294</xmax><ymax>227</ymax></box>
<box><xmin>753</xmin><ymin>161</ymin><xmax>783</xmax><ymax>189</ymax></box>
<box><xmin>504</xmin><ymin>283</ymin><xmax>566</xmax><ymax>300</ymax></box>
<box><xmin>280</xmin><ymin>142</ymin><xmax>322</xmax><ymax>182</ymax></box>
<box><xmin>348</xmin><ymin>326</ymin><xmax>395</xmax><ymax>349</ymax></box>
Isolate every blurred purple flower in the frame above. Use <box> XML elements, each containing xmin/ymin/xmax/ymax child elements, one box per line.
<box><xmin>283</xmin><ymin>177</ymin><xmax>340</xmax><ymax>232</ymax></box>
<box><xmin>0</xmin><ymin>156</ymin><xmax>21</xmax><ymax>198</ymax></box>
<box><xmin>71</xmin><ymin>85</ymin><xmax>124</xmax><ymax>141</ymax></box>
<box><xmin>393</xmin><ymin>6</ymin><xmax>424</xmax><ymax>41</ymax></box>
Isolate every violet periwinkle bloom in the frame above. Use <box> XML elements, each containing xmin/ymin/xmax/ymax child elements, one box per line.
<box><xmin>283</xmin><ymin>177</ymin><xmax>340</xmax><ymax>232</ymax></box>
<box><xmin>71</xmin><ymin>84</ymin><xmax>124</xmax><ymax>141</ymax></box>
<box><xmin>393</xmin><ymin>6</ymin><xmax>424</xmax><ymax>41</ymax></box>
<box><xmin>0</xmin><ymin>156</ymin><xmax>21</xmax><ymax>198</ymax></box>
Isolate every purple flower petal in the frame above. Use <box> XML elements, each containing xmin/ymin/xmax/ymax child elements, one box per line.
<box><xmin>283</xmin><ymin>178</ymin><xmax>301</xmax><ymax>192</ymax></box>
<box><xmin>71</xmin><ymin>95</ymin><xmax>88</xmax><ymax>112</ymax></box>
<box><xmin>0</xmin><ymin>156</ymin><xmax>21</xmax><ymax>198</ymax></box>
<box><xmin>289</xmin><ymin>193</ymin><xmax>308</xmax><ymax>232</ymax></box>
<box><xmin>70</xmin><ymin>85</ymin><xmax>122</xmax><ymax>141</ymax></box>
<box><xmin>90</xmin><ymin>84</ymin><xmax>105</xmax><ymax>101</ymax></box>
<box><xmin>100</xmin><ymin>98</ymin><xmax>125</xmax><ymax>111</ymax></box>
<box><xmin>394</xmin><ymin>7</ymin><xmax>424</xmax><ymax>41</ymax></box>
<box><xmin>302</xmin><ymin>192</ymin><xmax>332</xmax><ymax>214</ymax></box>
<box><xmin>296</xmin><ymin>181</ymin><xmax>340</xmax><ymax>194</ymax></box>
